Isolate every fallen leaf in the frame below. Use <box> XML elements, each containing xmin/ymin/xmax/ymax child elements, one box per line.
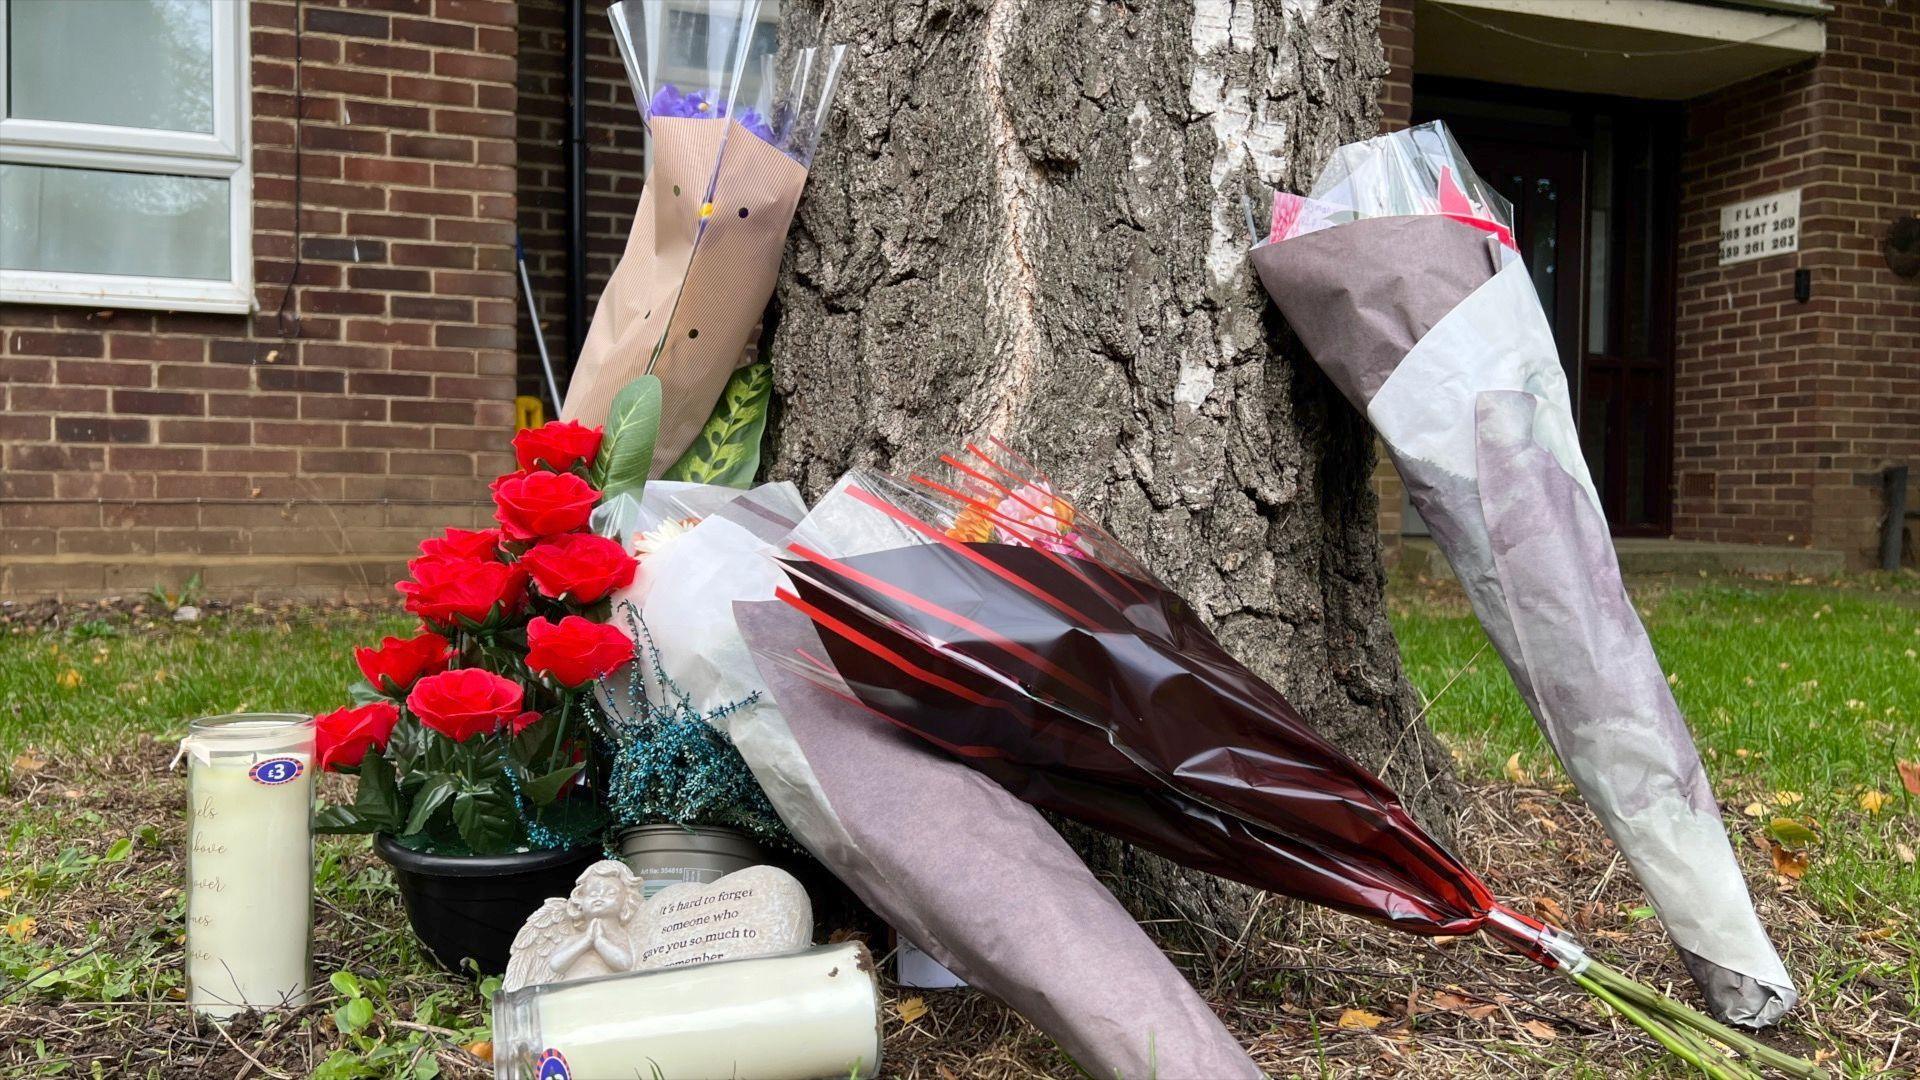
<box><xmin>1768</xmin><ymin>842</ymin><xmax>1810</xmax><ymax>880</ymax></box>
<box><xmin>1896</xmin><ymin>843</ymin><xmax>1915</xmax><ymax>865</ymax></box>
<box><xmin>1520</xmin><ymin>1019</ymin><xmax>1558</xmax><ymax>1041</ymax></box>
<box><xmin>1771</xmin><ymin>790</ymin><xmax>1804</xmax><ymax>807</ymax></box>
<box><xmin>1741</xmin><ymin>802</ymin><xmax>1766</xmax><ymax>818</ymax></box>
<box><xmin>1338</xmin><ymin>1008</ymin><xmax>1387</xmax><ymax>1030</ymax></box>
<box><xmin>1766</xmin><ymin>818</ymin><xmax>1819</xmax><ymax>849</ymax></box>
<box><xmin>1859</xmin><ymin>790</ymin><xmax>1889</xmax><ymax>814</ymax></box>
<box><xmin>11</xmin><ymin>753</ymin><xmax>46</xmax><ymax>774</ymax></box>
<box><xmin>1423</xmin><ymin>989</ymin><xmax>1498</xmax><ymax>1021</ymax></box>
<box><xmin>1530</xmin><ymin>896</ymin><xmax>1569</xmax><ymax>929</ymax></box>
<box><xmin>5</xmin><ymin>915</ymin><xmax>35</xmax><ymax>942</ymax></box>
<box><xmin>57</xmin><ymin>669</ymin><xmax>82</xmax><ymax>690</ymax></box>
<box><xmin>0</xmin><ymin>887</ymin><xmax>13</xmax><ymax>902</ymax></box>
<box><xmin>1899</xmin><ymin>761</ymin><xmax>1920</xmax><ymax>798</ymax></box>
<box><xmin>896</xmin><ymin>997</ymin><xmax>929</xmax><ymax>1024</ymax></box>
<box><xmin>1503</xmin><ymin>753</ymin><xmax>1529</xmax><ymax>785</ymax></box>
<box><xmin>465</xmin><ymin>1041</ymin><xmax>492</xmax><ymax>1063</ymax></box>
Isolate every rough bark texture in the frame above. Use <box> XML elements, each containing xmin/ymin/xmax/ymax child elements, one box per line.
<box><xmin>763</xmin><ymin>0</ymin><xmax>1457</xmax><ymax>942</ymax></box>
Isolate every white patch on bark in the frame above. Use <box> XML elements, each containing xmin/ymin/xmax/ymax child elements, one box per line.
<box><xmin>978</xmin><ymin>0</ymin><xmax>1047</xmax><ymax>442</ymax></box>
<box><xmin>1184</xmin><ymin>0</ymin><xmax>1299</xmax><ymax>411</ymax></box>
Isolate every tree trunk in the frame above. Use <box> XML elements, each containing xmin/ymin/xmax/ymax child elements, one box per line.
<box><xmin>764</xmin><ymin>0</ymin><xmax>1458</xmax><ymax>945</ymax></box>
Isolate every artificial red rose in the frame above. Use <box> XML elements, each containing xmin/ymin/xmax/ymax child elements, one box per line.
<box><xmin>419</xmin><ymin>526</ymin><xmax>503</xmax><ymax>561</ymax></box>
<box><xmin>354</xmin><ymin>631</ymin><xmax>454</xmax><ymax>695</ymax></box>
<box><xmin>396</xmin><ymin>556</ymin><xmax>527</xmax><ymax>629</ymax></box>
<box><xmin>491</xmin><ymin>470</ymin><xmax>600</xmax><ymax>541</ymax></box>
<box><xmin>525</xmin><ymin>615</ymin><xmax>635</xmax><ymax>688</ymax></box>
<box><xmin>521</xmin><ymin>533</ymin><xmax>639</xmax><ymax>604</ymax></box>
<box><xmin>314</xmin><ymin>701</ymin><xmax>400</xmax><ymax>771</ymax></box>
<box><xmin>407</xmin><ymin>668</ymin><xmax>527</xmax><ymax>742</ymax></box>
<box><xmin>513</xmin><ymin>420</ymin><xmax>603</xmax><ymax>473</ymax></box>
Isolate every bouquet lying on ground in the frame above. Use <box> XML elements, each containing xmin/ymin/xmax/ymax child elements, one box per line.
<box><xmin>1249</xmin><ymin>121</ymin><xmax>1795</xmax><ymax>1028</ymax></box>
<box><xmin>764</xmin><ymin>443</ymin><xmax>1825</xmax><ymax>1080</ymax></box>
<box><xmin>560</xmin><ymin>0</ymin><xmax>844</xmax><ymax>482</ymax></box>
<box><xmin>312</xmin><ymin>418</ymin><xmax>655</xmax><ymax>855</ymax></box>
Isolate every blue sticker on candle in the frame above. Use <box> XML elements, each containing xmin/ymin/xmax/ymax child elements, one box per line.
<box><xmin>249</xmin><ymin>757</ymin><xmax>305</xmax><ymax>786</ymax></box>
<box><xmin>537</xmin><ymin>1048</ymin><xmax>570</xmax><ymax>1080</ymax></box>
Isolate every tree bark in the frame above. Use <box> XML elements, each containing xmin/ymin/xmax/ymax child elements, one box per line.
<box><xmin>764</xmin><ymin>0</ymin><xmax>1458</xmax><ymax>944</ymax></box>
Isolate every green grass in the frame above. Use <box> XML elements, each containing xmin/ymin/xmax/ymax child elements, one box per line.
<box><xmin>1392</xmin><ymin>579</ymin><xmax>1920</xmax><ymax>922</ymax></box>
<box><xmin>1</xmin><ymin>608</ymin><xmax>414</xmax><ymax>758</ymax></box>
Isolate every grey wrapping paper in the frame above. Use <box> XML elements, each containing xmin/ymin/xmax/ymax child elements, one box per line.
<box><xmin>736</xmin><ymin>601</ymin><xmax>1261</xmax><ymax>1079</ymax></box>
<box><xmin>1253</xmin><ymin>217</ymin><xmax>1797</xmax><ymax>1026</ymax></box>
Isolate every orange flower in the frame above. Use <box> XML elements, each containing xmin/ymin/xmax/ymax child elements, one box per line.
<box><xmin>946</xmin><ymin>506</ymin><xmax>995</xmax><ymax>543</ymax></box>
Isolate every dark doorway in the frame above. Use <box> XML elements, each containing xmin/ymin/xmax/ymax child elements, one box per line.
<box><xmin>1413</xmin><ymin>81</ymin><xmax>1679</xmax><ymax>536</ymax></box>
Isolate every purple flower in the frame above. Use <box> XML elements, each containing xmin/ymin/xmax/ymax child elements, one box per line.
<box><xmin>648</xmin><ymin>83</ymin><xmax>727</xmax><ymax>120</ymax></box>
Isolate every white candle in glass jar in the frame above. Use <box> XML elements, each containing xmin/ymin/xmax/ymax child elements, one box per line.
<box><xmin>185</xmin><ymin>713</ymin><xmax>315</xmax><ymax>1019</ymax></box>
<box><xmin>492</xmin><ymin>942</ymin><xmax>881</xmax><ymax>1079</ymax></box>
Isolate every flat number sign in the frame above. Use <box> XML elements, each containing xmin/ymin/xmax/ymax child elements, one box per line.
<box><xmin>1719</xmin><ymin>189</ymin><xmax>1800</xmax><ymax>266</ymax></box>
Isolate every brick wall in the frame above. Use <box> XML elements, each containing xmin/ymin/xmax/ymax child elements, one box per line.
<box><xmin>514</xmin><ymin>0</ymin><xmax>646</xmax><ymax>407</ymax></box>
<box><xmin>0</xmin><ymin>0</ymin><xmax>523</xmax><ymax>600</ymax></box>
<box><xmin>1370</xmin><ymin>0</ymin><xmax>1416</xmax><ymax>553</ymax></box>
<box><xmin>1673</xmin><ymin>0</ymin><xmax>1920</xmax><ymax>564</ymax></box>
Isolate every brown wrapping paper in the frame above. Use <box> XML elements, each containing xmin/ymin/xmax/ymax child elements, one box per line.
<box><xmin>1249</xmin><ymin>214</ymin><xmax>1498</xmax><ymax>409</ymax></box>
<box><xmin>562</xmin><ymin>118</ymin><xmax>808</xmax><ymax>472</ymax></box>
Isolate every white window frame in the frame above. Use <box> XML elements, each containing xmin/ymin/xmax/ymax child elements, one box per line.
<box><xmin>0</xmin><ymin>0</ymin><xmax>252</xmax><ymax>314</ymax></box>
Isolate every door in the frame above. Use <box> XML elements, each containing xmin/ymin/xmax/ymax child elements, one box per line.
<box><xmin>1413</xmin><ymin>89</ymin><xmax>1678</xmax><ymax>536</ymax></box>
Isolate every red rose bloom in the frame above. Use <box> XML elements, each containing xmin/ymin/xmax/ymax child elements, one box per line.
<box><xmin>492</xmin><ymin>470</ymin><xmax>600</xmax><ymax>541</ymax></box>
<box><xmin>521</xmin><ymin>533</ymin><xmax>639</xmax><ymax>604</ymax></box>
<box><xmin>513</xmin><ymin>420</ymin><xmax>603</xmax><ymax>473</ymax></box>
<box><xmin>407</xmin><ymin>668</ymin><xmax>528</xmax><ymax>742</ymax></box>
<box><xmin>314</xmin><ymin>702</ymin><xmax>400</xmax><ymax>771</ymax></box>
<box><xmin>419</xmin><ymin>527</ymin><xmax>503</xmax><ymax>561</ymax></box>
<box><xmin>526</xmin><ymin>615</ymin><xmax>635</xmax><ymax>688</ymax></box>
<box><xmin>354</xmin><ymin>631</ymin><xmax>454</xmax><ymax>695</ymax></box>
<box><xmin>396</xmin><ymin>556</ymin><xmax>527</xmax><ymax>629</ymax></box>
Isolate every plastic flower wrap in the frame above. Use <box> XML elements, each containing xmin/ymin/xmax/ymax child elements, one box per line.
<box><xmin>561</xmin><ymin>0</ymin><xmax>845</xmax><ymax>481</ymax></box>
<box><xmin>764</xmin><ymin>444</ymin><xmax>1824</xmax><ymax>1080</ymax></box>
<box><xmin>1250</xmin><ymin>121</ymin><xmax>1795</xmax><ymax>1028</ymax></box>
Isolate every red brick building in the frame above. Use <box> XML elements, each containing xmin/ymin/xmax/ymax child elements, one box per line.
<box><xmin>2</xmin><ymin>0</ymin><xmax>1914</xmax><ymax>601</ymax></box>
<box><xmin>1377</xmin><ymin>0</ymin><xmax>1918</xmax><ymax>570</ymax></box>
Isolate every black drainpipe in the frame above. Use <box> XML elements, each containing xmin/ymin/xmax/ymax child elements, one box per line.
<box><xmin>563</xmin><ymin>0</ymin><xmax>589</xmax><ymax>365</ymax></box>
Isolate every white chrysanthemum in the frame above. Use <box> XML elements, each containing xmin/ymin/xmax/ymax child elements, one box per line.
<box><xmin>632</xmin><ymin>516</ymin><xmax>700</xmax><ymax>559</ymax></box>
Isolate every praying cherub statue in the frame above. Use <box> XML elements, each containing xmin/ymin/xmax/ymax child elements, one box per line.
<box><xmin>503</xmin><ymin>860</ymin><xmax>647</xmax><ymax>992</ymax></box>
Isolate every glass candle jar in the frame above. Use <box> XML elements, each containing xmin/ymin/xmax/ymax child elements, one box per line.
<box><xmin>184</xmin><ymin>712</ymin><xmax>315</xmax><ymax>1018</ymax></box>
<box><xmin>491</xmin><ymin>942</ymin><xmax>882</xmax><ymax>1079</ymax></box>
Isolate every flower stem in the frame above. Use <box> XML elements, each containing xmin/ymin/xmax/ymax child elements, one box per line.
<box><xmin>1573</xmin><ymin>969</ymin><xmax>1758</xmax><ymax>1080</ymax></box>
<box><xmin>1581</xmin><ymin>961</ymin><xmax>1827</xmax><ymax>1080</ymax></box>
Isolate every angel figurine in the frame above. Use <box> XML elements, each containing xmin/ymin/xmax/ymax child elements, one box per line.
<box><xmin>503</xmin><ymin>861</ymin><xmax>647</xmax><ymax>992</ymax></box>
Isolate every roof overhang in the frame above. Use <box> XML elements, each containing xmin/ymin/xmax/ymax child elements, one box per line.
<box><xmin>1414</xmin><ymin>0</ymin><xmax>1828</xmax><ymax>100</ymax></box>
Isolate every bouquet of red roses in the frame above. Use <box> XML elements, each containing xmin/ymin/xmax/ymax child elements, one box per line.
<box><xmin>314</xmin><ymin>407</ymin><xmax>659</xmax><ymax>856</ymax></box>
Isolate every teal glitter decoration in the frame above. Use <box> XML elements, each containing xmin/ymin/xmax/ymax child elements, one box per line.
<box><xmin>589</xmin><ymin>604</ymin><xmax>794</xmax><ymax>851</ymax></box>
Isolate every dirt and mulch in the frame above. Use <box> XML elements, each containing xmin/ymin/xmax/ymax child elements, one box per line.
<box><xmin>2</xmin><ymin>731</ymin><xmax>1908</xmax><ymax>1080</ymax></box>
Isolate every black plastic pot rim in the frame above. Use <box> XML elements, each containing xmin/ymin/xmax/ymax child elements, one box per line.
<box><xmin>372</xmin><ymin>833</ymin><xmax>599</xmax><ymax>878</ymax></box>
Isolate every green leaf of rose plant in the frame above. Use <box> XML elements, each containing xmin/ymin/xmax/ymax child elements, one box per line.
<box><xmin>451</xmin><ymin>780</ymin><xmax>520</xmax><ymax>853</ymax></box>
<box><xmin>592</xmin><ymin>374</ymin><xmax>663</xmax><ymax>501</ymax></box>
<box><xmin>347</xmin><ymin>678</ymin><xmax>388</xmax><ymax>705</ymax></box>
<box><xmin>402</xmin><ymin>774</ymin><xmax>458</xmax><ymax>837</ymax></box>
<box><xmin>350</xmin><ymin>749</ymin><xmax>404</xmax><ymax>832</ymax></box>
<box><xmin>519</xmin><ymin>762</ymin><xmax>584</xmax><ymax>807</ymax></box>
<box><xmin>662</xmin><ymin>362</ymin><xmax>772</xmax><ymax>488</ymax></box>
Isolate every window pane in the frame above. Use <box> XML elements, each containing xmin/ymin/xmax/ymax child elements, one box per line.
<box><xmin>7</xmin><ymin>0</ymin><xmax>215</xmax><ymax>133</ymax></box>
<box><xmin>0</xmin><ymin>164</ymin><xmax>229</xmax><ymax>279</ymax></box>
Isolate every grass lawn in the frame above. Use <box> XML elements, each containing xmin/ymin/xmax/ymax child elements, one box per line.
<box><xmin>1</xmin><ymin>578</ymin><xmax>1915</xmax><ymax>1077</ymax></box>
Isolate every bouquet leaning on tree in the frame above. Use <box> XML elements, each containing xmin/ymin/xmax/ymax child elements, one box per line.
<box><xmin>766</xmin><ymin>443</ymin><xmax>1826</xmax><ymax>1080</ymax></box>
<box><xmin>560</xmin><ymin>0</ymin><xmax>844</xmax><ymax>482</ymax></box>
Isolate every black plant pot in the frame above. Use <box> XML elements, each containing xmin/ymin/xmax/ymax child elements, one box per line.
<box><xmin>373</xmin><ymin>834</ymin><xmax>599</xmax><ymax>976</ymax></box>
